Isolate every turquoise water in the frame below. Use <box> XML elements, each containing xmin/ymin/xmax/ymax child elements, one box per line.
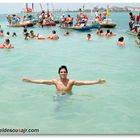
<box><xmin>0</xmin><ymin>11</ymin><xmax>140</xmax><ymax>134</ymax></box>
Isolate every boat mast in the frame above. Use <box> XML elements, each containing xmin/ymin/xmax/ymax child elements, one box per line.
<box><xmin>106</xmin><ymin>5</ymin><xmax>110</xmax><ymax>19</ymax></box>
<box><xmin>25</xmin><ymin>3</ymin><xmax>28</xmax><ymax>16</ymax></box>
<box><xmin>83</xmin><ymin>4</ymin><xmax>85</xmax><ymax>12</ymax></box>
<box><xmin>26</xmin><ymin>3</ymin><xmax>28</xmax><ymax>9</ymax></box>
<box><xmin>32</xmin><ymin>3</ymin><xmax>34</xmax><ymax>12</ymax></box>
<box><xmin>40</xmin><ymin>3</ymin><xmax>43</xmax><ymax>11</ymax></box>
<box><xmin>47</xmin><ymin>3</ymin><xmax>49</xmax><ymax>11</ymax></box>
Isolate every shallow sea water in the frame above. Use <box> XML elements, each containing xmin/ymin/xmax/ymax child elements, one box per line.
<box><xmin>0</xmin><ymin>12</ymin><xmax>140</xmax><ymax>134</ymax></box>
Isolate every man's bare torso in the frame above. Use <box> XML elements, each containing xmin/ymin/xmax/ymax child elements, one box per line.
<box><xmin>53</xmin><ymin>79</ymin><xmax>74</xmax><ymax>94</ymax></box>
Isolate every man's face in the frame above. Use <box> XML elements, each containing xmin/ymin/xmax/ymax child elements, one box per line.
<box><xmin>59</xmin><ymin>68</ymin><xmax>67</xmax><ymax>79</ymax></box>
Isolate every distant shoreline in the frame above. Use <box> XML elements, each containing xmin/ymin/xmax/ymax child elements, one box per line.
<box><xmin>0</xmin><ymin>6</ymin><xmax>139</xmax><ymax>15</ymax></box>
<box><xmin>0</xmin><ymin>11</ymin><xmax>134</xmax><ymax>16</ymax></box>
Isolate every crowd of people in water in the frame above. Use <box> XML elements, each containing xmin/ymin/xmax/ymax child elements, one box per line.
<box><xmin>128</xmin><ymin>12</ymin><xmax>140</xmax><ymax>45</ymax></box>
<box><xmin>129</xmin><ymin>12</ymin><xmax>140</xmax><ymax>33</ymax></box>
<box><xmin>1</xmin><ymin>9</ymin><xmax>140</xmax><ymax>49</ymax></box>
<box><xmin>1</xmin><ymin>23</ymin><xmax>140</xmax><ymax>48</ymax></box>
<box><xmin>0</xmin><ymin>23</ymin><xmax>127</xmax><ymax>48</ymax></box>
<box><xmin>23</xmin><ymin>27</ymin><xmax>59</xmax><ymax>40</ymax></box>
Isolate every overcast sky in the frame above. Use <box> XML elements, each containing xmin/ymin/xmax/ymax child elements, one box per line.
<box><xmin>0</xmin><ymin>2</ymin><xmax>139</xmax><ymax>14</ymax></box>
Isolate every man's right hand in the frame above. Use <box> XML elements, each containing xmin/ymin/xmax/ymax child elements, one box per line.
<box><xmin>22</xmin><ymin>77</ymin><xmax>30</xmax><ymax>83</ymax></box>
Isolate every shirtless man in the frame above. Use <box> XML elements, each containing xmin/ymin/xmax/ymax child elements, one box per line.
<box><xmin>47</xmin><ymin>30</ymin><xmax>59</xmax><ymax>40</ymax></box>
<box><xmin>86</xmin><ymin>34</ymin><xmax>92</xmax><ymax>41</ymax></box>
<box><xmin>117</xmin><ymin>37</ymin><xmax>125</xmax><ymax>47</ymax></box>
<box><xmin>65</xmin><ymin>15</ymin><xmax>73</xmax><ymax>27</ymax></box>
<box><xmin>22</xmin><ymin>65</ymin><xmax>106</xmax><ymax>95</ymax></box>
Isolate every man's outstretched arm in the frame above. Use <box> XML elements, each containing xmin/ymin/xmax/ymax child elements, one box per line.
<box><xmin>73</xmin><ymin>79</ymin><xmax>106</xmax><ymax>86</ymax></box>
<box><xmin>22</xmin><ymin>77</ymin><xmax>55</xmax><ymax>85</ymax></box>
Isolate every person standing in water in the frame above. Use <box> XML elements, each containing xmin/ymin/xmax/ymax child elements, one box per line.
<box><xmin>86</xmin><ymin>34</ymin><xmax>92</xmax><ymax>41</ymax></box>
<box><xmin>117</xmin><ymin>37</ymin><xmax>125</xmax><ymax>47</ymax></box>
<box><xmin>22</xmin><ymin>65</ymin><xmax>106</xmax><ymax>95</ymax></box>
<box><xmin>47</xmin><ymin>30</ymin><xmax>59</xmax><ymax>40</ymax></box>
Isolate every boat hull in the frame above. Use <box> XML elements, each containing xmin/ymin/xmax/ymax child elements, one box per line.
<box><xmin>91</xmin><ymin>22</ymin><xmax>116</xmax><ymax>28</ymax></box>
<box><xmin>54</xmin><ymin>20</ymin><xmax>59</xmax><ymax>24</ymax></box>
<box><xmin>59</xmin><ymin>26</ymin><xmax>91</xmax><ymax>31</ymax></box>
<box><xmin>90</xmin><ymin>24</ymin><xmax>101</xmax><ymax>29</ymax></box>
<box><xmin>101</xmin><ymin>23</ymin><xmax>117</xmax><ymax>28</ymax></box>
<box><xmin>127</xmin><ymin>31</ymin><xmax>137</xmax><ymax>36</ymax></box>
<box><xmin>36</xmin><ymin>23</ymin><xmax>56</xmax><ymax>26</ymax></box>
<box><xmin>73</xmin><ymin>26</ymin><xmax>91</xmax><ymax>31</ymax></box>
<box><xmin>8</xmin><ymin>22</ymin><xmax>35</xmax><ymax>27</ymax></box>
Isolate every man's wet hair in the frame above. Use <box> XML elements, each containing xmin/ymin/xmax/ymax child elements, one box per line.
<box><xmin>58</xmin><ymin>65</ymin><xmax>68</xmax><ymax>74</ymax></box>
<box><xmin>118</xmin><ymin>37</ymin><xmax>124</xmax><ymax>42</ymax></box>
<box><xmin>5</xmin><ymin>39</ymin><xmax>10</xmax><ymax>43</ymax></box>
<box><xmin>129</xmin><ymin>12</ymin><xmax>132</xmax><ymax>15</ymax></box>
<box><xmin>66</xmin><ymin>32</ymin><xmax>69</xmax><ymax>35</ymax></box>
<box><xmin>79</xmin><ymin>8</ymin><xmax>82</xmax><ymax>12</ymax></box>
<box><xmin>0</xmin><ymin>30</ymin><xmax>3</xmax><ymax>33</ymax></box>
<box><xmin>23</xmin><ymin>28</ymin><xmax>27</xmax><ymax>32</ymax></box>
<box><xmin>7</xmin><ymin>32</ymin><xmax>10</xmax><ymax>35</ymax></box>
<box><xmin>107</xmin><ymin>30</ymin><xmax>110</xmax><ymax>33</ymax></box>
<box><xmin>52</xmin><ymin>30</ymin><xmax>56</xmax><ymax>34</ymax></box>
<box><xmin>87</xmin><ymin>34</ymin><xmax>91</xmax><ymax>37</ymax></box>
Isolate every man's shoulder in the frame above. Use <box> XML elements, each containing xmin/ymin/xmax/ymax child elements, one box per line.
<box><xmin>69</xmin><ymin>80</ymin><xmax>75</xmax><ymax>84</ymax></box>
<box><xmin>53</xmin><ymin>79</ymin><xmax>58</xmax><ymax>81</ymax></box>
<box><xmin>52</xmin><ymin>79</ymin><xmax>58</xmax><ymax>83</ymax></box>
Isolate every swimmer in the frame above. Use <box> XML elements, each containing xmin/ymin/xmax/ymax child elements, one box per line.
<box><xmin>64</xmin><ymin>31</ymin><xmax>70</xmax><ymax>36</ymax></box>
<box><xmin>105</xmin><ymin>29</ymin><xmax>111</xmax><ymax>36</ymax></box>
<box><xmin>24</xmin><ymin>32</ymin><xmax>30</xmax><ymax>40</ymax></box>
<box><xmin>5</xmin><ymin>32</ymin><xmax>10</xmax><ymax>38</ymax></box>
<box><xmin>29</xmin><ymin>30</ymin><xmax>37</xmax><ymax>38</ymax></box>
<box><xmin>98</xmin><ymin>30</ymin><xmax>105</xmax><ymax>36</ymax></box>
<box><xmin>23</xmin><ymin>28</ymin><xmax>28</xmax><ymax>36</ymax></box>
<box><xmin>0</xmin><ymin>30</ymin><xmax>4</xmax><ymax>37</ymax></box>
<box><xmin>2</xmin><ymin>39</ymin><xmax>12</xmax><ymax>48</ymax></box>
<box><xmin>108</xmin><ymin>32</ymin><xmax>116</xmax><ymax>37</ymax></box>
<box><xmin>12</xmin><ymin>32</ymin><xmax>17</xmax><ymax>37</ymax></box>
<box><xmin>35</xmin><ymin>34</ymin><xmax>46</xmax><ymax>40</ymax></box>
<box><xmin>117</xmin><ymin>37</ymin><xmax>125</xmax><ymax>47</ymax></box>
<box><xmin>22</xmin><ymin>65</ymin><xmax>106</xmax><ymax>95</ymax></box>
<box><xmin>86</xmin><ymin>34</ymin><xmax>92</xmax><ymax>41</ymax></box>
<box><xmin>96</xmin><ymin>28</ymin><xmax>101</xmax><ymax>35</ymax></box>
<box><xmin>47</xmin><ymin>30</ymin><xmax>59</xmax><ymax>40</ymax></box>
